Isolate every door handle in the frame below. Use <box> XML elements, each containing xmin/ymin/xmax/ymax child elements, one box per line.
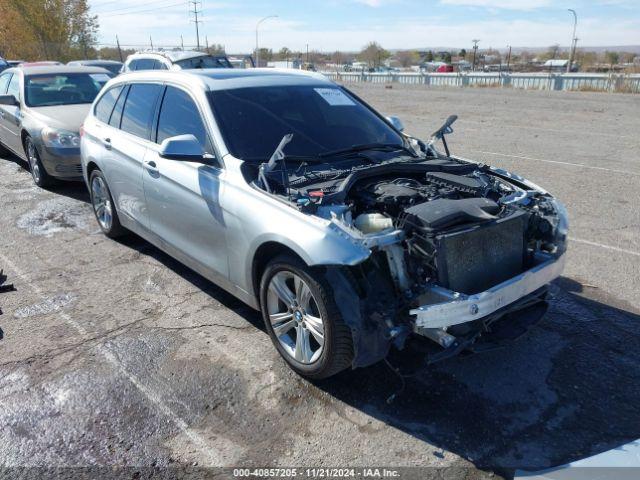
<box><xmin>144</xmin><ymin>160</ymin><xmax>159</xmax><ymax>173</ymax></box>
<box><xmin>102</xmin><ymin>137</ymin><xmax>112</xmax><ymax>150</ymax></box>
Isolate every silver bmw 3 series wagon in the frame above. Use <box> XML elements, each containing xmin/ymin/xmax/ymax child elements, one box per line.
<box><xmin>80</xmin><ymin>69</ymin><xmax>568</xmax><ymax>379</ymax></box>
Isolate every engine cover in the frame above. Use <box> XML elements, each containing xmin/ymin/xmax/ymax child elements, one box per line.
<box><xmin>402</xmin><ymin>197</ymin><xmax>500</xmax><ymax>233</ymax></box>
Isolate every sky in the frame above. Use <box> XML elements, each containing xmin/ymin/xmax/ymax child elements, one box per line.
<box><xmin>90</xmin><ymin>0</ymin><xmax>640</xmax><ymax>53</ymax></box>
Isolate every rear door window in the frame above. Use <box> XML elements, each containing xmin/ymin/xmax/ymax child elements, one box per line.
<box><xmin>94</xmin><ymin>86</ymin><xmax>123</xmax><ymax>123</ymax></box>
<box><xmin>134</xmin><ymin>59</ymin><xmax>155</xmax><ymax>71</ymax></box>
<box><xmin>120</xmin><ymin>83</ymin><xmax>162</xmax><ymax>140</ymax></box>
<box><xmin>0</xmin><ymin>73</ymin><xmax>12</xmax><ymax>94</ymax></box>
<box><xmin>156</xmin><ymin>86</ymin><xmax>209</xmax><ymax>149</ymax></box>
<box><xmin>152</xmin><ymin>60</ymin><xmax>168</xmax><ymax>70</ymax></box>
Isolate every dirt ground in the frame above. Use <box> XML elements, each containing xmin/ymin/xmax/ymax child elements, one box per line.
<box><xmin>1</xmin><ymin>84</ymin><xmax>639</xmax><ymax>479</ymax></box>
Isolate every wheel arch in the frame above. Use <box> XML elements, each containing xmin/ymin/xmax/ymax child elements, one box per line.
<box><xmin>251</xmin><ymin>241</ymin><xmax>306</xmax><ymax>305</ymax></box>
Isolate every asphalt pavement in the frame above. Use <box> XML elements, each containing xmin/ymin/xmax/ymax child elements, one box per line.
<box><xmin>0</xmin><ymin>85</ymin><xmax>639</xmax><ymax>479</ymax></box>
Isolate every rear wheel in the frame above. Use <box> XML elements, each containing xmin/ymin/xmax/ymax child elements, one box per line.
<box><xmin>89</xmin><ymin>169</ymin><xmax>126</xmax><ymax>238</ymax></box>
<box><xmin>260</xmin><ymin>254</ymin><xmax>354</xmax><ymax>379</ymax></box>
<box><xmin>25</xmin><ymin>137</ymin><xmax>54</xmax><ymax>187</ymax></box>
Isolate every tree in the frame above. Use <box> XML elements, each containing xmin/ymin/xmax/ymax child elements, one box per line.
<box><xmin>358</xmin><ymin>41</ymin><xmax>390</xmax><ymax>68</ymax></box>
<box><xmin>546</xmin><ymin>44</ymin><xmax>561</xmax><ymax>60</ymax></box>
<box><xmin>0</xmin><ymin>0</ymin><xmax>98</xmax><ymax>61</ymax></box>
<box><xmin>442</xmin><ymin>51</ymin><xmax>452</xmax><ymax>63</ymax></box>
<box><xmin>458</xmin><ymin>48</ymin><xmax>467</xmax><ymax>58</ymax></box>
<box><xmin>395</xmin><ymin>50</ymin><xmax>419</xmax><ymax>68</ymax></box>
<box><xmin>277</xmin><ymin>47</ymin><xmax>291</xmax><ymax>60</ymax></box>
<box><xmin>605</xmin><ymin>51</ymin><xmax>620</xmax><ymax>70</ymax></box>
<box><xmin>424</xmin><ymin>50</ymin><xmax>434</xmax><ymax>62</ymax></box>
<box><xmin>331</xmin><ymin>50</ymin><xmax>344</xmax><ymax>66</ymax></box>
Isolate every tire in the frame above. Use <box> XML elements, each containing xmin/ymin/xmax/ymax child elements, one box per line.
<box><xmin>0</xmin><ymin>141</ymin><xmax>10</xmax><ymax>157</ymax></box>
<box><xmin>25</xmin><ymin>137</ymin><xmax>55</xmax><ymax>187</ymax></box>
<box><xmin>260</xmin><ymin>254</ymin><xmax>354</xmax><ymax>379</ymax></box>
<box><xmin>89</xmin><ymin>169</ymin><xmax>126</xmax><ymax>238</ymax></box>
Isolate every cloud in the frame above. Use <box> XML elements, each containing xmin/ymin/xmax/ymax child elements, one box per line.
<box><xmin>440</xmin><ymin>0</ymin><xmax>552</xmax><ymax>10</ymax></box>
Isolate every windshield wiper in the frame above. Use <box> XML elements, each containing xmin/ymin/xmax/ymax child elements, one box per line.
<box><xmin>318</xmin><ymin>142</ymin><xmax>413</xmax><ymax>158</ymax></box>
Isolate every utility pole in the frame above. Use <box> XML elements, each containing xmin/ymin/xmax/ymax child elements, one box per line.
<box><xmin>567</xmin><ymin>9</ymin><xmax>578</xmax><ymax>73</ymax></box>
<box><xmin>150</xmin><ymin>36</ymin><xmax>154</xmax><ymax>50</ymax></box>
<box><xmin>181</xmin><ymin>35</ymin><xmax>184</xmax><ymax>50</ymax></box>
<box><xmin>506</xmin><ymin>45</ymin><xmax>512</xmax><ymax>71</ymax></box>
<box><xmin>472</xmin><ymin>39</ymin><xmax>480</xmax><ymax>71</ymax></box>
<box><xmin>306</xmin><ymin>44</ymin><xmax>309</xmax><ymax>65</ymax></box>
<box><xmin>205</xmin><ymin>36</ymin><xmax>209</xmax><ymax>54</ymax></box>
<box><xmin>255</xmin><ymin>15</ymin><xmax>278</xmax><ymax>67</ymax></box>
<box><xmin>190</xmin><ymin>1</ymin><xmax>202</xmax><ymax>50</ymax></box>
<box><xmin>116</xmin><ymin>35</ymin><xmax>123</xmax><ymax>61</ymax></box>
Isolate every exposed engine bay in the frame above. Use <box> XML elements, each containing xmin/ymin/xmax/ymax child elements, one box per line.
<box><xmin>250</xmin><ymin>119</ymin><xmax>568</xmax><ymax>366</ymax></box>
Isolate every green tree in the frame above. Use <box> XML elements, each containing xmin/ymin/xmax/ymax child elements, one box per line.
<box><xmin>0</xmin><ymin>0</ymin><xmax>98</xmax><ymax>61</ymax></box>
<box><xmin>277</xmin><ymin>47</ymin><xmax>291</xmax><ymax>60</ymax></box>
<box><xmin>424</xmin><ymin>50</ymin><xmax>434</xmax><ymax>62</ymax></box>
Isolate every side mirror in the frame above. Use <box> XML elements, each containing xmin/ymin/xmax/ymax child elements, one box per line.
<box><xmin>159</xmin><ymin>134</ymin><xmax>205</xmax><ymax>161</ymax></box>
<box><xmin>386</xmin><ymin>115</ymin><xmax>405</xmax><ymax>132</ymax></box>
<box><xmin>0</xmin><ymin>94</ymin><xmax>19</xmax><ymax>106</ymax></box>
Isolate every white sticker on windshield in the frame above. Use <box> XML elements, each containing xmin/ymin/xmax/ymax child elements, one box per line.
<box><xmin>314</xmin><ymin>88</ymin><xmax>355</xmax><ymax>106</ymax></box>
<box><xmin>90</xmin><ymin>73</ymin><xmax>111</xmax><ymax>83</ymax></box>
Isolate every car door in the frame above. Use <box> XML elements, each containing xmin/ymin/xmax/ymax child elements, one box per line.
<box><xmin>142</xmin><ymin>85</ymin><xmax>229</xmax><ymax>280</ymax></box>
<box><xmin>0</xmin><ymin>71</ymin><xmax>13</xmax><ymax>149</ymax></box>
<box><xmin>105</xmin><ymin>82</ymin><xmax>163</xmax><ymax>232</ymax></box>
<box><xmin>0</xmin><ymin>72</ymin><xmax>23</xmax><ymax>154</ymax></box>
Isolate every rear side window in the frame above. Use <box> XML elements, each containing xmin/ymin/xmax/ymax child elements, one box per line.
<box><xmin>7</xmin><ymin>74</ymin><xmax>20</xmax><ymax>100</ymax></box>
<box><xmin>120</xmin><ymin>83</ymin><xmax>162</xmax><ymax>139</ymax></box>
<box><xmin>127</xmin><ymin>59</ymin><xmax>139</xmax><ymax>71</ymax></box>
<box><xmin>156</xmin><ymin>86</ymin><xmax>209</xmax><ymax>149</ymax></box>
<box><xmin>94</xmin><ymin>86</ymin><xmax>123</xmax><ymax>123</ymax></box>
<box><xmin>109</xmin><ymin>85</ymin><xmax>128</xmax><ymax>128</ymax></box>
<box><xmin>0</xmin><ymin>73</ymin><xmax>12</xmax><ymax>94</ymax></box>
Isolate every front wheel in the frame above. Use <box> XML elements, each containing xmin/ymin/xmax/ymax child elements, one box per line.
<box><xmin>25</xmin><ymin>137</ymin><xmax>54</xmax><ymax>187</ymax></box>
<box><xmin>260</xmin><ymin>254</ymin><xmax>354</xmax><ymax>379</ymax></box>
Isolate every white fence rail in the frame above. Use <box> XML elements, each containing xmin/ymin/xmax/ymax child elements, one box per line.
<box><xmin>320</xmin><ymin>71</ymin><xmax>640</xmax><ymax>93</ymax></box>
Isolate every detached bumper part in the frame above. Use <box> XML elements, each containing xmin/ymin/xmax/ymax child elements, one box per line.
<box><xmin>410</xmin><ymin>253</ymin><xmax>565</xmax><ymax>329</ymax></box>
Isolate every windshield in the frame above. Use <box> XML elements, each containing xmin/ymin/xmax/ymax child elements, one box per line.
<box><xmin>208</xmin><ymin>85</ymin><xmax>403</xmax><ymax>160</ymax></box>
<box><xmin>25</xmin><ymin>72</ymin><xmax>112</xmax><ymax>107</ymax></box>
<box><xmin>175</xmin><ymin>55</ymin><xmax>232</xmax><ymax>69</ymax></box>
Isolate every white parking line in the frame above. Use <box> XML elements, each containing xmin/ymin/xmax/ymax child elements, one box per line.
<box><xmin>461</xmin><ymin>119</ymin><xmax>640</xmax><ymax>142</ymax></box>
<box><xmin>466</xmin><ymin>150</ymin><xmax>639</xmax><ymax>176</ymax></box>
<box><xmin>0</xmin><ymin>252</ymin><xmax>223</xmax><ymax>466</ymax></box>
<box><xmin>569</xmin><ymin>237</ymin><xmax>640</xmax><ymax>258</ymax></box>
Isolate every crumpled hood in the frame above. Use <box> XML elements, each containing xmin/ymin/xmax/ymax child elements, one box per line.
<box><xmin>27</xmin><ymin>104</ymin><xmax>91</xmax><ymax>132</ymax></box>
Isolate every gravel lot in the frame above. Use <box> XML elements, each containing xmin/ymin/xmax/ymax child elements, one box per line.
<box><xmin>1</xmin><ymin>85</ymin><xmax>639</xmax><ymax>479</ymax></box>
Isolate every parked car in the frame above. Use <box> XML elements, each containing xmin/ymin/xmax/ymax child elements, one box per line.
<box><xmin>0</xmin><ymin>66</ymin><xmax>113</xmax><ymax>186</ymax></box>
<box><xmin>81</xmin><ymin>69</ymin><xmax>568</xmax><ymax>379</ymax></box>
<box><xmin>436</xmin><ymin>64</ymin><xmax>454</xmax><ymax>73</ymax></box>
<box><xmin>7</xmin><ymin>60</ymin><xmax>25</xmax><ymax>67</ymax></box>
<box><xmin>0</xmin><ymin>57</ymin><xmax>9</xmax><ymax>74</ymax></box>
<box><xmin>67</xmin><ymin>59</ymin><xmax>123</xmax><ymax>75</ymax></box>
<box><xmin>121</xmin><ymin>50</ymin><xmax>233</xmax><ymax>72</ymax></box>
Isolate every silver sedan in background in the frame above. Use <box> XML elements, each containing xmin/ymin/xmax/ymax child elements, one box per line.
<box><xmin>81</xmin><ymin>69</ymin><xmax>567</xmax><ymax>379</ymax></box>
<box><xmin>0</xmin><ymin>66</ymin><xmax>113</xmax><ymax>186</ymax></box>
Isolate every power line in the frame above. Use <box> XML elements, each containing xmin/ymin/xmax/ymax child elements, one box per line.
<box><xmin>93</xmin><ymin>0</ymin><xmax>184</xmax><ymax>15</ymax></box>
<box><xmin>98</xmin><ymin>1</ymin><xmax>188</xmax><ymax>18</ymax></box>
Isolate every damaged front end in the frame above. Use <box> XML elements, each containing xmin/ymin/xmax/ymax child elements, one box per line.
<box><xmin>255</xmin><ymin>120</ymin><xmax>568</xmax><ymax>368</ymax></box>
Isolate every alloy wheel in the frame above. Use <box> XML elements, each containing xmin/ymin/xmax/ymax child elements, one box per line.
<box><xmin>27</xmin><ymin>141</ymin><xmax>41</xmax><ymax>184</ymax></box>
<box><xmin>91</xmin><ymin>176</ymin><xmax>113</xmax><ymax>231</ymax></box>
<box><xmin>266</xmin><ymin>271</ymin><xmax>325</xmax><ymax>364</ymax></box>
